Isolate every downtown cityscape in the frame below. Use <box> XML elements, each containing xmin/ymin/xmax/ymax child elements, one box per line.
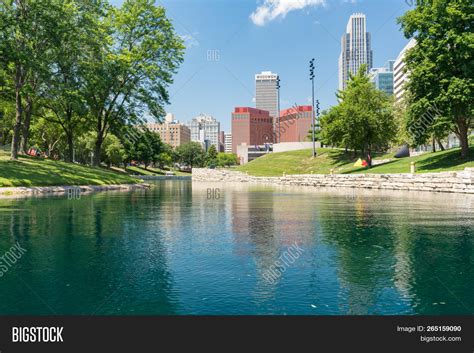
<box><xmin>0</xmin><ymin>0</ymin><xmax>472</xmax><ymax>351</ymax></box>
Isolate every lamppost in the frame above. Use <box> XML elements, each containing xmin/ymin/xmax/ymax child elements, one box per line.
<box><xmin>276</xmin><ymin>76</ymin><xmax>281</xmax><ymax>144</ymax></box>
<box><xmin>309</xmin><ymin>59</ymin><xmax>316</xmax><ymax>157</ymax></box>
<box><xmin>316</xmin><ymin>99</ymin><xmax>320</xmax><ymax>133</ymax></box>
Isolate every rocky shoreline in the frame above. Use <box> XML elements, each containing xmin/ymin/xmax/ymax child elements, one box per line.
<box><xmin>0</xmin><ymin>183</ymin><xmax>150</xmax><ymax>198</ymax></box>
<box><xmin>192</xmin><ymin>168</ymin><xmax>474</xmax><ymax>194</ymax></box>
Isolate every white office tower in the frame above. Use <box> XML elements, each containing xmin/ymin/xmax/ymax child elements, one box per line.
<box><xmin>339</xmin><ymin>13</ymin><xmax>373</xmax><ymax>91</ymax></box>
<box><xmin>393</xmin><ymin>39</ymin><xmax>417</xmax><ymax>102</ymax></box>
<box><xmin>186</xmin><ymin>114</ymin><xmax>221</xmax><ymax>151</ymax></box>
<box><xmin>255</xmin><ymin>71</ymin><xmax>278</xmax><ymax>119</ymax></box>
<box><xmin>224</xmin><ymin>133</ymin><xmax>232</xmax><ymax>153</ymax></box>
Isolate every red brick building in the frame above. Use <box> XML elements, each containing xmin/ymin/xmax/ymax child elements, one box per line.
<box><xmin>232</xmin><ymin>107</ymin><xmax>273</xmax><ymax>153</ymax></box>
<box><xmin>278</xmin><ymin>105</ymin><xmax>313</xmax><ymax>143</ymax></box>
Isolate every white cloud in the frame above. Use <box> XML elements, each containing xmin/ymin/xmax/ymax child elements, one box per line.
<box><xmin>250</xmin><ymin>0</ymin><xmax>326</xmax><ymax>26</ymax></box>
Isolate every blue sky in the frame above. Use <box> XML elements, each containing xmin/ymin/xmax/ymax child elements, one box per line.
<box><xmin>112</xmin><ymin>0</ymin><xmax>414</xmax><ymax>132</ymax></box>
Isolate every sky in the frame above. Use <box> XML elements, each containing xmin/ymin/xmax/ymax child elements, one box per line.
<box><xmin>111</xmin><ymin>0</ymin><xmax>415</xmax><ymax>132</ymax></box>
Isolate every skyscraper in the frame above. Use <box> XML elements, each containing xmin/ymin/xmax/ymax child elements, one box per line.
<box><xmin>255</xmin><ymin>71</ymin><xmax>278</xmax><ymax>119</ymax></box>
<box><xmin>339</xmin><ymin>13</ymin><xmax>373</xmax><ymax>91</ymax></box>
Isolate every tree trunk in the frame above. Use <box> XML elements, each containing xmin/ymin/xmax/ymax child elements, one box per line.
<box><xmin>93</xmin><ymin>137</ymin><xmax>102</xmax><ymax>167</ymax></box>
<box><xmin>11</xmin><ymin>72</ymin><xmax>23</xmax><ymax>160</ymax></box>
<box><xmin>20</xmin><ymin>95</ymin><xmax>33</xmax><ymax>154</ymax></box>
<box><xmin>432</xmin><ymin>138</ymin><xmax>436</xmax><ymax>153</ymax></box>
<box><xmin>437</xmin><ymin>139</ymin><xmax>445</xmax><ymax>151</ymax></box>
<box><xmin>457</xmin><ymin>118</ymin><xmax>469</xmax><ymax>159</ymax></box>
<box><xmin>65</xmin><ymin>132</ymin><xmax>74</xmax><ymax>163</ymax></box>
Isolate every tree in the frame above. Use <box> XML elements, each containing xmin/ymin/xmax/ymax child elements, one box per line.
<box><xmin>320</xmin><ymin>65</ymin><xmax>397</xmax><ymax>160</ymax></box>
<box><xmin>155</xmin><ymin>143</ymin><xmax>173</xmax><ymax>169</ymax></box>
<box><xmin>103</xmin><ymin>134</ymin><xmax>125</xmax><ymax>167</ymax></box>
<box><xmin>0</xmin><ymin>100</ymin><xmax>14</xmax><ymax>145</ymax></box>
<box><xmin>40</xmin><ymin>0</ymin><xmax>105</xmax><ymax>162</ymax></box>
<box><xmin>217</xmin><ymin>153</ymin><xmax>238</xmax><ymax>168</ymax></box>
<box><xmin>0</xmin><ymin>0</ymin><xmax>64</xmax><ymax>160</ymax></box>
<box><xmin>29</xmin><ymin>117</ymin><xmax>64</xmax><ymax>159</ymax></box>
<box><xmin>205</xmin><ymin>144</ymin><xmax>218</xmax><ymax>167</ymax></box>
<box><xmin>398</xmin><ymin>0</ymin><xmax>473</xmax><ymax>158</ymax></box>
<box><xmin>84</xmin><ymin>0</ymin><xmax>184</xmax><ymax>166</ymax></box>
<box><xmin>176</xmin><ymin>142</ymin><xmax>204</xmax><ymax>168</ymax></box>
<box><xmin>157</xmin><ymin>152</ymin><xmax>172</xmax><ymax>169</ymax></box>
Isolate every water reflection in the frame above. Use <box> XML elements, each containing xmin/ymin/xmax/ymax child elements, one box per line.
<box><xmin>0</xmin><ymin>182</ymin><xmax>472</xmax><ymax>315</ymax></box>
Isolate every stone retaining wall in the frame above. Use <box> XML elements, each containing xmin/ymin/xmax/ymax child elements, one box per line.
<box><xmin>192</xmin><ymin>168</ymin><xmax>474</xmax><ymax>194</ymax></box>
<box><xmin>0</xmin><ymin>183</ymin><xmax>150</xmax><ymax>197</ymax></box>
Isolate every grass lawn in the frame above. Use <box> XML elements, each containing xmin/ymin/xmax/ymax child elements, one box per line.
<box><xmin>0</xmin><ymin>148</ymin><xmax>140</xmax><ymax>187</ymax></box>
<box><xmin>237</xmin><ymin>147</ymin><xmax>474</xmax><ymax>177</ymax></box>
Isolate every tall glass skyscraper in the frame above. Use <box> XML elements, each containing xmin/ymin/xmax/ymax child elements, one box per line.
<box><xmin>339</xmin><ymin>13</ymin><xmax>373</xmax><ymax>91</ymax></box>
<box><xmin>255</xmin><ymin>71</ymin><xmax>278</xmax><ymax>119</ymax></box>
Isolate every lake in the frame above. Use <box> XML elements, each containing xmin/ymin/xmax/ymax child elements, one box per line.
<box><xmin>0</xmin><ymin>181</ymin><xmax>472</xmax><ymax>315</ymax></box>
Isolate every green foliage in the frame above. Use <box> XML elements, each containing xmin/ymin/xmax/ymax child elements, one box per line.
<box><xmin>398</xmin><ymin>0</ymin><xmax>473</xmax><ymax>157</ymax></box>
<box><xmin>85</xmin><ymin>0</ymin><xmax>185</xmax><ymax>165</ymax></box>
<box><xmin>0</xmin><ymin>0</ymin><xmax>184</xmax><ymax>170</ymax></box>
<box><xmin>320</xmin><ymin>65</ymin><xmax>397</xmax><ymax>157</ymax></box>
<box><xmin>205</xmin><ymin>145</ymin><xmax>218</xmax><ymax>167</ymax></box>
<box><xmin>157</xmin><ymin>152</ymin><xmax>173</xmax><ymax>169</ymax></box>
<box><xmin>175</xmin><ymin>142</ymin><xmax>205</xmax><ymax>168</ymax></box>
<box><xmin>103</xmin><ymin>135</ymin><xmax>125</xmax><ymax>167</ymax></box>
<box><xmin>217</xmin><ymin>153</ymin><xmax>239</xmax><ymax>167</ymax></box>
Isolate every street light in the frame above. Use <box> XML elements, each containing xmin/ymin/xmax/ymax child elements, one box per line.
<box><xmin>309</xmin><ymin>59</ymin><xmax>316</xmax><ymax>157</ymax></box>
<box><xmin>276</xmin><ymin>76</ymin><xmax>281</xmax><ymax>144</ymax></box>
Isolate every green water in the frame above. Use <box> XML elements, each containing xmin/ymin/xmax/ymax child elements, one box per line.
<box><xmin>0</xmin><ymin>181</ymin><xmax>472</xmax><ymax>315</ymax></box>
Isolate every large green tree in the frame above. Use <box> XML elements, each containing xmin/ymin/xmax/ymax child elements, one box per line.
<box><xmin>205</xmin><ymin>144</ymin><xmax>218</xmax><ymax>167</ymax></box>
<box><xmin>40</xmin><ymin>0</ymin><xmax>105</xmax><ymax>162</ymax></box>
<box><xmin>320</xmin><ymin>65</ymin><xmax>397</xmax><ymax>159</ymax></box>
<box><xmin>176</xmin><ymin>142</ymin><xmax>205</xmax><ymax>168</ymax></box>
<box><xmin>84</xmin><ymin>0</ymin><xmax>184</xmax><ymax>166</ymax></box>
<box><xmin>398</xmin><ymin>0</ymin><xmax>473</xmax><ymax>158</ymax></box>
<box><xmin>0</xmin><ymin>0</ymin><xmax>64</xmax><ymax>160</ymax></box>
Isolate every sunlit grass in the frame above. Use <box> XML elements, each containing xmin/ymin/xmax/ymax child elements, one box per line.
<box><xmin>237</xmin><ymin>147</ymin><xmax>474</xmax><ymax>177</ymax></box>
<box><xmin>0</xmin><ymin>149</ymin><xmax>140</xmax><ymax>187</ymax></box>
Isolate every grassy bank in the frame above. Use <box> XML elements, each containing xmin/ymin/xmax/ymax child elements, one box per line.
<box><xmin>237</xmin><ymin>147</ymin><xmax>474</xmax><ymax>177</ymax></box>
<box><xmin>0</xmin><ymin>148</ymin><xmax>140</xmax><ymax>187</ymax></box>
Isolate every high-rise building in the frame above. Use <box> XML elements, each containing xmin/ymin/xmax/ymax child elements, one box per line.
<box><xmin>218</xmin><ymin>131</ymin><xmax>225</xmax><ymax>152</ymax></box>
<box><xmin>339</xmin><ymin>13</ymin><xmax>373</xmax><ymax>91</ymax></box>
<box><xmin>224</xmin><ymin>133</ymin><xmax>232</xmax><ymax>153</ymax></box>
<box><xmin>146</xmin><ymin>114</ymin><xmax>190</xmax><ymax>149</ymax></box>
<box><xmin>279</xmin><ymin>106</ymin><xmax>313</xmax><ymax>143</ymax></box>
<box><xmin>394</xmin><ymin>39</ymin><xmax>417</xmax><ymax>102</ymax></box>
<box><xmin>186</xmin><ymin>114</ymin><xmax>220</xmax><ymax>151</ymax></box>
<box><xmin>369</xmin><ymin>60</ymin><xmax>395</xmax><ymax>96</ymax></box>
<box><xmin>232</xmin><ymin>107</ymin><xmax>273</xmax><ymax>154</ymax></box>
<box><xmin>255</xmin><ymin>71</ymin><xmax>278</xmax><ymax>119</ymax></box>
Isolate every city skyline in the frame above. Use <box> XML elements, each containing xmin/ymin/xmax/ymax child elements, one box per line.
<box><xmin>110</xmin><ymin>0</ymin><xmax>415</xmax><ymax>132</ymax></box>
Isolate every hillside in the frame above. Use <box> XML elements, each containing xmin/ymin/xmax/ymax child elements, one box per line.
<box><xmin>0</xmin><ymin>147</ymin><xmax>139</xmax><ymax>187</ymax></box>
<box><xmin>236</xmin><ymin>147</ymin><xmax>474</xmax><ymax>177</ymax></box>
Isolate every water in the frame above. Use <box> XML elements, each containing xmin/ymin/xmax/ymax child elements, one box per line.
<box><xmin>0</xmin><ymin>181</ymin><xmax>472</xmax><ymax>315</ymax></box>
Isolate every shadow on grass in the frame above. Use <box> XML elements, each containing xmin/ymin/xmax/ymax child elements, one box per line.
<box><xmin>417</xmin><ymin>147</ymin><xmax>474</xmax><ymax>171</ymax></box>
